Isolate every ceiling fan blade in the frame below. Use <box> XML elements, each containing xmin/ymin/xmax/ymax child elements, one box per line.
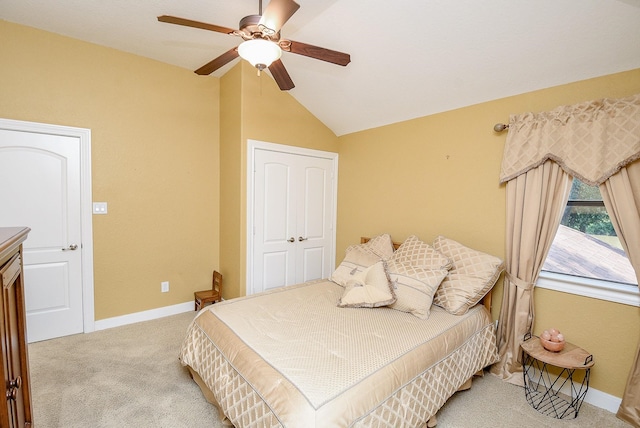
<box><xmin>268</xmin><ymin>59</ymin><xmax>295</xmax><ymax>90</ymax></box>
<box><xmin>195</xmin><ymin>48</ymin><xmax>239</xmax><ymax>75</ymax></box>
<box><xmin>259</xmin><ymin>0</ymin><xmax>300</xmax><ymax>34</ymax></box>
<box><xmin>158</xmin><ymin>15</ymin><xmax>236</xmax><ymax>35</ymax></box>
<box><xmin>286</xmin><ymin>40</ymin><xmax>351</xmax><ymax>66</ymax></box>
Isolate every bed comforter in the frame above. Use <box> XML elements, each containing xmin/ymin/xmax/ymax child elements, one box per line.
<box><xmin>179</xmin><ymin>279</ymin><xmax>499</xmax><ymax>427</ymax></box>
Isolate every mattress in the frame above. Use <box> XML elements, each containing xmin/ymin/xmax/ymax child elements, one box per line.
<box><xmin>179</xmin><ymin>279</ymin><xmax>499</xmax><ymax>427</ymax></box>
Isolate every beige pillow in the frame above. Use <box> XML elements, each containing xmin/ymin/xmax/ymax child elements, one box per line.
<box><xmin>359</xmin><ymin>233</ymin><xmax>395</xmax><ymax>259</ymax></box>
<box><xmin>391</xmin><ymin>235</ymin><xmax>452</xmax><ymax>270</ymax></box>
<box><xmin>432</xmin><ymin>236</ymin><xmax>505</xmax><ymax>315</ymax></box>
<box><xmin>330</xmin><ymin>245</ymin><xmax>381</xmax><ymax>286</ymax></box>
<box><xmin>330</xmin><ymin>234</ymin><xmax>395</xmax><ymax>286</ymax></box>
<box><xmin>386</xmin><ymin>260</ymin><xmax>449</xmax><ymax>319</ymax></box>
<box><xmin>338</xmin><ymin>261</ymin><xmax>396</xmax><ymax>308</ymax></box>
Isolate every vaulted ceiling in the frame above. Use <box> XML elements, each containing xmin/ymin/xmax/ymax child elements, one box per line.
<box><xmin>3</xmin><ymin>0</ymin><xmax>640</xmax><ymax>136</ymax></box>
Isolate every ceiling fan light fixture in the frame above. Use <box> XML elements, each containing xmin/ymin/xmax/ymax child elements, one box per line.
<box><xmin>238</xmin><ymin>39</ymin><xmax>282</xmax><ymax>71</ymax></box>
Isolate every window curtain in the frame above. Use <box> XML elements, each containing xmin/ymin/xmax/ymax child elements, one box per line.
<box><xmin>601</xmin><ymin>160</ymin><xmax>640</xmax><ymax>426</ymax></box>
<box><xmin>491</xmin><ymin>94</ymin><xmax>640</xmax><ymax>416</ymax></box>
<box><xmin>489</xmin><ymin>161</ymin><xmax>571</xmax><ymax>383</ymax></box>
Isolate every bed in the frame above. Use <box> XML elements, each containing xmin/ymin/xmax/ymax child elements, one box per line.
<box><xmin>179</xmin><ymin>234</ymin><xmax>503</xmax><ymax>427</ymax></box>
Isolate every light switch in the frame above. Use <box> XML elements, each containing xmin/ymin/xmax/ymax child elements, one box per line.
<box><xmin>93</xmin><ymin>202</ymin><xmax>108</xmax><ymax>214</ymax></box>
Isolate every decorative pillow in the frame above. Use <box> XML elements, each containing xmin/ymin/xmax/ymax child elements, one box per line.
<box><xmin>391</xmin><ymin>235</ymin><xmax>453</xmax><ymax>270</ymax></box>
<box><xmin>432</xmin><ymin>236</ymin><xmax>505</xmax><ymax>315</ymax></box>
<box><xmin>330</xmin><ymin>234</ymin><xmax>395</xmax><ymax>286</ymax></box>
<box><xmin>386</xmin><ymin>260</ymin><xmax>449</xmax><ymax>319</ymax></box>
<box><xmin>358</xmin><ymin>233</ymin><xmax>395</xmax><ymax>259</ymax></box>
<box><xmin>338</xmin><ymin>261</ymin><xmax>396</xmax><ymax>308</ymax></box>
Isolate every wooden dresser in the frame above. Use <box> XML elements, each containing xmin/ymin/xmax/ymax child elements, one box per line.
<box><xmin>0</xmin><ymin>227</ymin><xmax>32</xmax><ymax>427</ymax></box>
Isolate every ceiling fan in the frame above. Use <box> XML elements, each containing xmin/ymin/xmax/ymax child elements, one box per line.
<box><xmin>158</xmin><ymin>0</ymin><xmax>351</xmax><ymax>91</ymax></box>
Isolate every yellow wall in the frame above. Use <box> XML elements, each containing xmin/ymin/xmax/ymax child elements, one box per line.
<box><xmin>336</xmin><ymin>68</ymin><xmax>640</xmax><ymax>398</ymax></box>
<box><xmin>0</xmin><ymin>21</ymin><xmax>221</xmax><ymax>319</ymax></box>
<box><xmin>219</xmin><ymin>62</ymin><xmax>244</xmax><ymax>302</ymax></box>
<box><xmin>219</xmin><ymin>62</ymin><xmax>339</xmax><ymax>298</ymax></box>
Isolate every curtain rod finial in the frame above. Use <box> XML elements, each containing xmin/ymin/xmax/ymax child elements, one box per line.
<box><xmin>494</xmin><ymin>123</ymin><xmax>509</xmax><ymax>133</ymax></box>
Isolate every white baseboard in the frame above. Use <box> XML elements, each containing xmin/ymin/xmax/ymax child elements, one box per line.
<box><xmin>585</xmin><ymin>387</ymin><xmax>622</xmax><ymax>414</ymax></box>
<box><xmin>94</xmin><ymin>301</ymin><xmax>194</xmax><ymax>331</ymax></box>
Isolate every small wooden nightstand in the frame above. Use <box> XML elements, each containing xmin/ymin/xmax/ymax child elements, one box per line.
<box><xmin>194</xmin><ymin>270</ymin><xmax>223</xmax><ymax>311</ymax></box>
<box><xmin>520</xmin><ymin>333</ymin><xmax>594</xmax><ymax>419</ymax></box>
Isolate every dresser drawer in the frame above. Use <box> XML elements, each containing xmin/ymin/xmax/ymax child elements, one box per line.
<box><xmin>1</xmin><ymin>253</ymin><xmax>21</xmax><ymax>288</ymax></box>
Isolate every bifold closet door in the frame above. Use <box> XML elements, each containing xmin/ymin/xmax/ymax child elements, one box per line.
<box><xmin>252</xmin><ymin>149</ymin><xmax>333</xmax><ymax>293</ymax></box>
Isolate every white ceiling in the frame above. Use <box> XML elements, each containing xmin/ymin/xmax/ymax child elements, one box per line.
<box><xmin>2</xmin><ymin>0</ymin><xmax>640</xmax><ymax>136</ymax></box>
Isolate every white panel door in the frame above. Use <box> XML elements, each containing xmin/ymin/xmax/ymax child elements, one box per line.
<box><xmin>0</xmin><ymin>129</ymin><xmax>84</xmax><ymax>342</ymax></box>
<box><xmin>253</xmin><ymin>150</ymin><xmax>297</xmax><ymax>292</ymax></box>
<box><xmin>296</xmin><ymin>157</ymin><xmax>333</xmax><ymax>283</ymax></box>
<box><xmin>252</xmin><ymin>147</ymin><xmax>334</xmax><ymax>294</ymax></box>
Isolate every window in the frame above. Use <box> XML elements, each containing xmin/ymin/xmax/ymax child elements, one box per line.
<box><xmin>539</xmin><ymin>178</ymin><xmax>639</xmax><ymax>306</ymax></box>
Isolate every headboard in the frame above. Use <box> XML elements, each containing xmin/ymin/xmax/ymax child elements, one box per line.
<box><xmin>360</xmin><ymin>237</ymin><xmax>493</xmax><ymax>313</ymax></box>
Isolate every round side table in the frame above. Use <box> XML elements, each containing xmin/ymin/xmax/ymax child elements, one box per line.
<box><xmin>520</xmin><ymin>333</ymin><xmax>594</xmax><ymax>419</ymax></box>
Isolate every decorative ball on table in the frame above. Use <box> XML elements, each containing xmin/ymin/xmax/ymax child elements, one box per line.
<box><xmin>540</xmin><ymin>328</ymin><xmax>565</xmax><ymax>352</ymax></box>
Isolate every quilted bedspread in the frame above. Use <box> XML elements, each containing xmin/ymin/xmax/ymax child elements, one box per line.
<box><xmin>179</xmin><ymin>279</ymin><xmax>499</xmax><ymax>427</ymax></box>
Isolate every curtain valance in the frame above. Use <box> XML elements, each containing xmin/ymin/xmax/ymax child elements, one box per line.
<box><xmin>499</xmin><ymin>93</ymin><xmax>640</xmax><ymax>186</ymax></box>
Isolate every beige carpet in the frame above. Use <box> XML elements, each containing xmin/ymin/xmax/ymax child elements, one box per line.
<box><xmin>29</xmin><ymin>311</ymin><xmax>629</xmax><ymax>428</ymax></box>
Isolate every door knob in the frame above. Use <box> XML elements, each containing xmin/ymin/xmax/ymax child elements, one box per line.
<box><xmin>62</xmin><ymin>244</ymin><xmax>78</xmax><ymax>251</ymax></box>
<box><xmin>298</xmin><ymin>237</ymin><xmax>308</xmax><ymax>241</ymax></box>
<box><xmin>287</xmin><ymin>237</ymin><xmax>295</xmax><ymax>243</ymax></box>
<box><xmin>6</xmin><ymin>387</ymin><xmax>17</xmax><ymax>401</ymax></box>
<box><xmin>8</xmin><ymin>377</ymin><xmax>21</xmax><ymax>389</ymax></box>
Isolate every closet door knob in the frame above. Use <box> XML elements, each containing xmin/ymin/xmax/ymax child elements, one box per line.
<box><xmin>62</xmin><ymin>244</ymin><xmax>78</xmax><ymax>251</ymax></box>
<box><xmin>298</xmin><ymin>237</ymin><xmax>308</xmax><ymax>242</ymax></box>
<box><xmin>287</xmin><ymin>237</ymin><xmax>295</xmax><ymax>243</ymax></box>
